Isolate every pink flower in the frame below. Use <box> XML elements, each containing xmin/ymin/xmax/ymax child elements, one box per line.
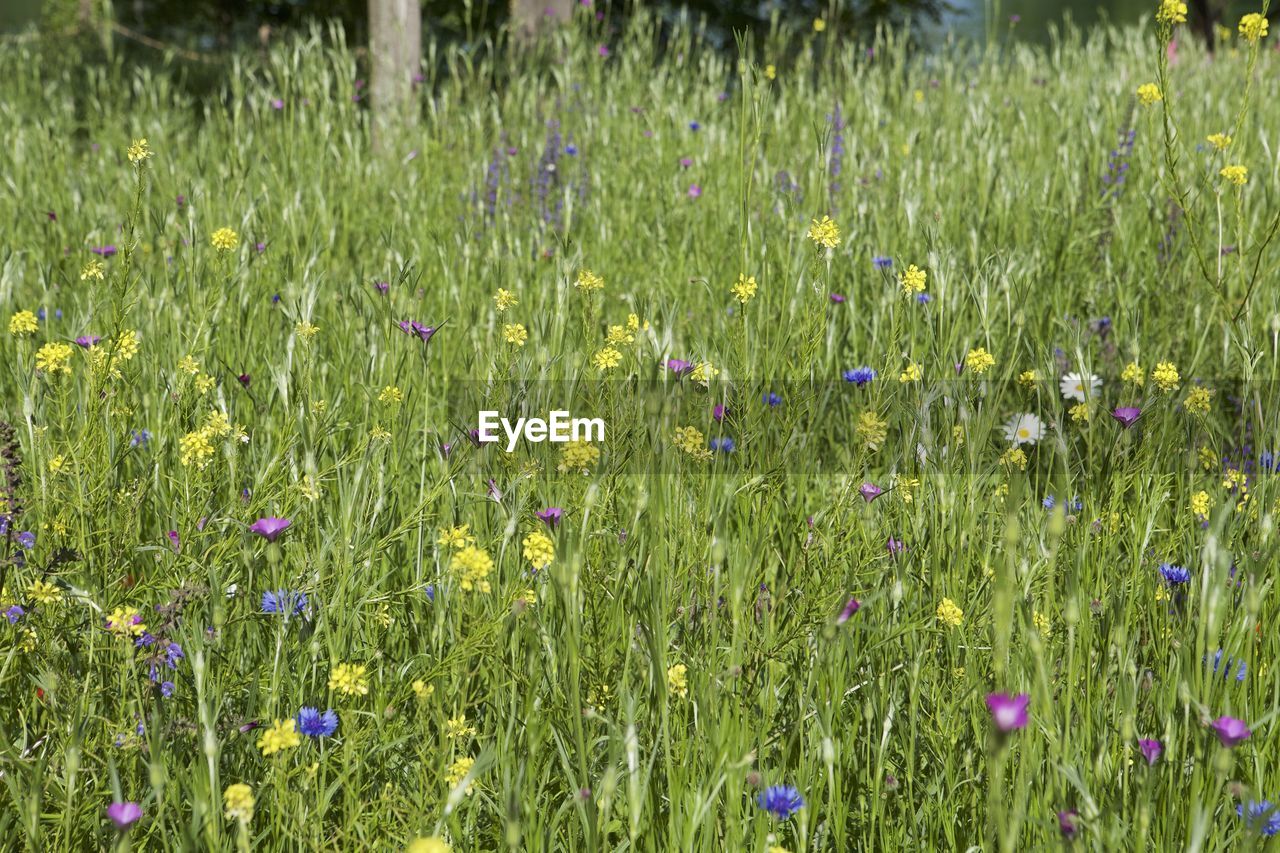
<box><xmin>985</xmin><ymin>693</ymin><xmax>1029</xmax><ymax>732</ymax></box>
<box><xmin>1138</xmin><ymin>738</ymin><xmax>1162</xmax><ymax>765</ymax></box>
<box><xmin>836</xmin><ymin>598</ymin><xmax>861</xmax><ymax>625</ymax></box>
<box><xmin>687</xmin><ymin>184</ymin><xmax>702</xmax><ymax>198</ymax></box>
<box><xmin>107</xmin><ymin>801</ymin><xmax>142</xmax><ymax>830</ymax></box>
<box><xmin>1210</xmin><ymin>716</ymin><xmax>1250</xmax><ymax>747</ymax></box>
<box><xmin>248</xmin><ymin>517</ymin><xmax>292</xmax><ymax>542</ymax></box>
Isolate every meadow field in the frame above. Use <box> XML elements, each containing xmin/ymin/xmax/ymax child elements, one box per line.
<box><xmin>1</xmin><ymin>4</ymin><xmax>1279</xmax><ymax>849</ymax></box>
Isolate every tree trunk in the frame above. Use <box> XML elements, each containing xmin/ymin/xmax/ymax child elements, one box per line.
<box><xmin>510</xmin><ymin>0</ymin><xmax>574</xmax><ymax>43</ymax></box>
<box><xmin>369</xmin><ymin>0</ymin><xmax>421</xmax><ymax>150</ymax></box>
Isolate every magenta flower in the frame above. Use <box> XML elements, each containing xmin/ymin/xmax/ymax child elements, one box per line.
<box><xmin>985</xmin><ymin>692</ymin><xmax>1030</xmax><ymax>732</ymax></box>
<box><xmin>712</xmin><ymin>404</ymin><xmax>727</xmax><ymax>422</ymax></box>
<box><xmin>836</xmin><ymin>597</ymin><xmax>861</xmax><ymax>624</ymax></box>
<box><xmin>397</xmin><ymin>320</ymin><xmax>437</xmax><ymax>344</ymax></box>
<box><xmin>1110</xmin><ymin>406</ymin><xmax>1142</xmax><ymax>428</ymax></box>
<box><xmin>687</xmin><ymin>184</ymin><xmax>702</xmax><ymax>198</ymax></box>
<box><xmin>248</xmin><ymin>517</ymin><xmax>291</xmax><ymax>542</ymax></box>
<box><xmin>886</xmin><ymin>537</ymin><xmax>906</xmax><ymax>557</ymax></box>
<box><xmin>859</xmin><ymin>482</ymin><xmax>883</xmax><ymax>503</ymax></box>
<box><xmin>1138</xmin><ymin>738</ymin><xmax>1162</xmax><ymax>765</ymax></box>
<box><xmin>1211</xmin><ymin>716</ymin><xmax>1250</xmax><ymax>746</ymax></box>
<box><xmin>167</xmin><ymin>530</ymin><xmax>180</xmax><ymax>553</ymax></box>
<box><xmin>829</xmin><ymin>293</ymin><xmax>846</xmax><ymax>303</ymax></box>
<box><xmin>106</xmin><ymin>801</ymin><xmax>142</xmax><ymax>830</ymax></box>
<box><xmin>1057</xmin><ymin>810</ymin><xmax>1078</xmax><ymax>839</ymax></box>
<box><xmin>75</xmin><ymin>335</ymin><xmax>101</xmax><ymax>348</ymax></box>
<box><xmin>536</xmin><ymin>507</ymin><xmax>563</xmax><ymax>529</ymax></box>
<box><xmin>666</xmin><ymin>359</ymin><xmax>692</xmax><ymax>376</ymax></box>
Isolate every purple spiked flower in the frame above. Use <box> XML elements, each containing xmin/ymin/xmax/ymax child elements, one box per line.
<box><xmin>248</xmin><ymin>517</ymin><xmax>291</xmax><ymax>542</ymax></box>
<box><xmin>985</xmin><ymin>692</ymin><xmax>1030</xmax><ymax>732</ymax></box>
<box><xmin>886</xmin><ymin>537</ymin><xmax>906</xmax><ymax>557</ymax></box>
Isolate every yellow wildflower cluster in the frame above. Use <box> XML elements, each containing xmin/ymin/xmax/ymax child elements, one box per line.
<box><xmin>127</xmin><ymin>138</ymin><xmax>153</xmax><ymax>164</ymax></box>
<box><xmin>1238</xmin><ymin>13</ymin><xmax>1268</xmax><ymax>42</ymax></box>
<box><xmin>211</xmin><ymin>227</ymin><xmax>239</xmax><ymax>251</ymax></box>
<box><xmin>1136</xmin><ymin>83</ymin><xmax>1162</xmax><ymax>106</ymax></box>
<box><xmin>672</xmin><ymin>426</ymin><xmax>712</xmax><ymax>461</ymax></box>
<box><xmin>1156</xmin><ymin>0</ymin><xmax>1187</xmax><ymax>25</ymax></box>
<box><xmin>807</xmin><ymin>215</ymin><xmax>841</xmax><ymax>249</ymax></box>
<box><xmin>965</xmin><ymin>347</ymin><xmax>995</xmax><ymax>374</ymax></box>
<box><xmin>574</xmin><ymin>269</ymin><xmax>605</xmax><ymax>291</ymax></box>
<box><xmin>731</xmin><ymin>274</ymin><xmax>758</xmax><ymax>304</ymax></box>
<box><xmin>80</xmin><ymin>260</ymin><xmax>106</xmax><ymax>281</ymax></box>
<box><xmin>1220</xmin><ymin>165</ymin><xmax>1248</xmax><ymax>187</ymax></box>
<box><xmin>1151</xmin><ymin>361</ymin><xmax>1180</xmax><ymax>392</ymax></box>
<box><xmin>35</xmin><ymin>342</ymin><xmax>74</xmax><ymax>377</ymax></box>
<box><xmin>856</xmin><ymin>411</ymin><xmax>888</xmax><ymax>449</ymax></box>
<box><xmin>106</xmin><ymin>606</ymin><xmax>146</xmax><ymax>639</ymax></box>
<box><xmin>445</xmin><ymin>757</ymin><xmax>476</xmax><ymax>795</ymax></box>
<box><xmin>451</xmin><ymin>545</ymin><xmax>494</xmax><ymax>593</ymax></box>
<box><xmin>8</xmin><ymin>311</ymin><xmax>38</xmax><ymax>337</ymax></box>
<box><xmin>522</xmin><ymin>530</ymin><xmax>555</xmax><ymax>570</ymax></box>
<box><xmin>1121</xmin><ymin>361</ymin><xmax>1144</xmax><ymax>385</ymax></box>
<box><xmin>89</xmin><ymin>330</ymin><xmax>140</xmax><ymax>379</ymax></box>
<box><xmin>223</xmin><ymin>784</ymin><xmax>255</xmax><ymax>823</ymax></box>
<box><xmin>898</xmin><ymin>264</ymin><xmax>927</xmax><ymax>294</ymax></box>
<box><xmin>503</xmin><ymin>323</ymin><xmax>528</xmax><ymax>347</ymax></box>
<box><xmin>1184</xmin><ymin>386</ymin><xmax>1213</xmax><ymax>414</ymax></box>
<box><xmin>257</xmin><ymin>719</ymin><xmax>301</xmax><ymax>756</ymax></box>
<box><xmin>493</xmin><ymin>288</ymin><xmax>518</xmax><ymax>311</ymax></box>
<box><xmin>328</xmin><ymin>662</ymin><xmax>370</xmax><ymax>696</ymax></box>
<box><xmin>557</xmin><ymin>439</ymin><xmax>600</xmax><ymax>472</ymax></box>
<box><xmin>936</xmin><ymin>598</ymin><xmax>964</xmax><ymax>628</ymax></box>
<box><xmin>667</xmin><ymin>663</ymin><xmax>688</xmax><ymax>698</ymax></box>
<box><xmin>437</xmin><ymin>525</ymin><xmax>475</xmax><ymax>549</ymax></box>
<box><xmin>592</xmin><ymin>346</ymin><xmax>622</xmax><ymax>371</ymax></box>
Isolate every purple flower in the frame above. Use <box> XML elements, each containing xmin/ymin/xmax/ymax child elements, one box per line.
<box><xmin>167</xmin><ymin>530</ymin><xmax>180</xmax><ymax>553</ymax></box>
<box><xmin>712</xmin><ymin>404</ymin><xmax>727</xmax><ymax>423</ymax></box>
<box><xmin>297</xmin><ymin>706</ymin><xmax>339</xmax><ymax>737</ymax></box>
<box><xmin>829</xmin><ymin>293</ymin><xmax>846</xmax><ymax>303</ymax></box>
<box><xmin>262</xmin><ymin>590</ymin><xmax>308</xmax><ymax>618</ymax></box>
<box><xmin>1111</xmin><ymin>407</ymin><xmax>1142</xmax><ymax>428</ymax></box>
<box><xmin>755</xmin><ymin>784</ymin><xmax>804</xmax><ymax>820</ymax></box>
<box><xmin>271</xmin><ymin>98</ymin><xmax>285</xmax><ymax>110</ymax></box>
<box><xmin>1159</xmin><ymin>563</ymin><xmax>1190</xmax><ymax>585</ymax></box>
<box><xmin>74</xmin><ymin>335</ymin><xmax>101</xmax><ymax>348</ymax></box>
<box><xmin>1211</xmin><ymin>716</ymin><xmax>1250</xmax><ymax>746</ymax></box>
<box><xmin>844</xmin><ymin>367</ymin><xmax>876</xmax><ymax>386</ymax></box>
<box><xmin>536</xmin><ymin>507</ymin><xmax>563</xmax><ymax>529</ymax></box>
<box><xmin>872</xmin><ymin>256</ymin><xmax>893</xmax><ymax>270</ymax></box>
<box><xmin>248</xmin><ymin>517</ymin><xmax>291</xmax><ymax>542</ymax></box>
<box><xmin>1237</xmin><ymin>800</ymin><xmax>1280</xmax><ymax>837</ymax></box>
<box><xmin>6</xmin><ymin>605</ymin><xmax>24</xmax><ymax>624</ymax></box>
<box><xmin>985</xmin><ymin>692</ymin><xmax>1030</xmax><ymax>732</ymax></box>
<box><xmin>836</xmin><ymin>597</ymin><xmax>861</xmax><ymax>624</ymax></box>
<box><xmin>886</xmin><ymin>537</ymin><xmax>906</xmax><ymax>557</ymax></box>
<box><xmin>679</xmin><ymin>157</ymin><xmax>693</xmax><ymax>168</ymax></box>
<box><xmin>374</xmin><ymin>281</ymin><xmax>390</xmax><ymax>294</ymax></box>
<box><xmin>397</xmin><ymin>320</ymin><xmax>437</xmax><ymax>344</ymax></box>
<box><xmin>1057</xmin><ymin>810</ymin><xmax>1079</xmax><ymax>839</ymax></box>
<box><xmin>160</xmin><ymin>680</ymin><xmax>175</xmax><ymax>697</ymax></box>
<box><xmin>16</xmin><ymin>531</ymin><xmax>35</xmax><ymax>550</ymax></box>
<box><xmin>90</xmin><ymin>245</ymin><xmax>117</xmax><ymax>257</ymax></box>
<box><xmin>859</xmin><ymin>482</ymin><xmax>883</xmax><ymax>503</ymax></box>
<box><xmin>106</xmin><ymin>801</ymin><xmax>142</xmax><ymax>830</ymax></box>
<box><xmin>666</xmin><ymin>359</ymin><xmax>693</xmax><ymax>376</ymax></box>
<box><xmin>1138</xmin><ymin>738</ymin><xmax>1162</xmax><ymax>765</ymax></box>
<box><xmin>687</xmin><ymin>184</ymin><xmax>702</xmax><ymax>198</ymax></box>
<box><xmin>238</xmin><ymin>373</ymin><xmax>251</xmax><ymax>388</ymax></box>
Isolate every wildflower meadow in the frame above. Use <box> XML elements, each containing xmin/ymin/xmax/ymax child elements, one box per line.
<box><xmin>2</xmin><ymin>2</ymin><xmax>1280</xmax><ymax>849</ymax></box>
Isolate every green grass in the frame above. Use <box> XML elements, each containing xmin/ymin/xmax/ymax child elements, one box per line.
<box><xmin>1</xmin><ymin>6</ymin><xmax>1279</xmax><ymax>850</ymax></box>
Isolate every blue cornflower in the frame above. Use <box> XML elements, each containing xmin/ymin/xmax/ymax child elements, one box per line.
<box><xmin>1042</xmin><ymin>496</ymin><xmax>1056</xmax><ymax>509</ymax></box>
<box><xmin>1208</xmin><ymin>648</ymin><xmax>1247</xmax><ymax>682</ymax></box>
<box><xmin>763</xmin><ymin>392</ymin><xmax>782</xmax><ymax>408</ymax></box>
<box><xmin>424</xmin><ymin>584</ymin><xmax>436</xmax><ymax>602</ymax></box>
<box><xmin>1238</xmin><ymin>800</ymin><xmax>1280</xmax><ymax>837</ymax></box>
<box><xmin>261</xmin><ymin>589</ymin><xmax>309</xmax><ymax>618</ymax></box>
<box><xmin>843</xmin><ymin>367</ymin><xmax>876</xmax><ymax>386</ymax></box>
<box><xmin>16</xmin><ymin>531</ymin><xmax>35</xmax><ymax>550</ymax></box>
<box><xmin>1159</xmin><ymin>563</ymin><xmax>1190</xmax><ymax>585</ymax></box>
<box><xmin>297</xmin><ymin>706</ymin><xmax>339</xmax><ymax>738</ymax></box>
<box><xmin>6</xmin><ymin>605</ymin><xmax>24</xmax><ymax>624</ymax></box>
<box><xmin>565</xmin><ymin>144</ymin><xmax>578</xmax><ymax>156</ymax></box>
<box><xmin>130</xmin><ymin>429</ymin><xmax>151</xmax><ymax>448</ymax></box>
<box><xmin>709</xmin><ymin>437</ymin><xmax>736</xmax><ymax>453</ymax></box>
<box><xmin>756</xmin><ymin>784</ymin><xmax>804</xmax><ymax>820</ymax></box>
<box><xmin>872</xmin><ymin>256</ymin><xmax>893</xmax><ymax>270</ymax></box>
<box><xmin>1069</xmin><ymin>495</ymin><xmax>1083</xmax><ymax>511</ymax></box>
<box><xmin>689</xmin><ymin>121</ymin><xmax>701</xmax><ymax>131</ymax></box>
<box><xmin>916</xmin><ymin>293</ymin><xmax>932</xmax><ymax>305</ymax></box>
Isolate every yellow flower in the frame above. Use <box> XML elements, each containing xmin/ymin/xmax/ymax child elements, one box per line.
<box><xmin>1121</xmin><ymin>361</ymin><xmax>1144</xmax><ymax>385</ymax></box>
<box><xmin>1190</xmin><ymin>490</ymin><xmax>1212</xmax><ymax>519</ymax></box>
<box><xmin>1206</xmin><ymin>133</ymin><xmax>1232</xmax><ymax>150</ymax></box>
<box><xmin>574</xmin><ymin>269</ymin><xmax>604</xmax><ymax>292</ymax></box>
<box><xmin>177</xmin><ymin>355</ymin><xmax>200</xmax><ymax>375</ymax></box>
<box><xmin>914</xmin><ymin>89</ymin><xmax>925</xmax><ymax>103</ymax></box>
<box><xmin>605</xmin><ymin>325</ymin><xmax>634</xmax><ymax>345</ymax></box>
<box><xmin>1017</xmin><ymin>369</ymin><xmax>1038</xmax><ymax>388</ymax></box>
<box><xmin>1220</xmin><ymin>165</ymin><xmax>1248</xmax><ymax>186</ymax></box>
<box><xmin>106</xmin><ymin>606</ymin><xmax>146</xmax><ymax>638</ymax></box>
<box><xmin>34</xmin><ymin>342</ymin><xmax>74</xmax><ymax>377</ymax></box>
<box><xmin>257</xmin><ymin>718</ymin><xmax>301</xmax><ymax>756</ymax></box>
<box><xmin>48</xmin><ymin>454</ymin><xmax>66</xmax><ymax>474</ymax></box>
<box><xmin>202</xmin><ymin>409</ymin><xmax>232</xmax><ymax>439</ymax></box>
<box><xmin>444</xmin><ymin>714</ymin><xmax>477</xmax><ymax>739</ymax></box>
<box><xmin>1239</xmin><ymin>13</ymin><xmax>1269</xmax><ymax>42</ymax></box>
<box><xmin>411</xmin><ymin>680</ymin><xmax>435</xmax><ymax>702</ymax></box>
<box><xmin>298</xmin><ymin>474</ymin><xmax>322</xmax><ymax>501</ymax></box>
<box><xmin>1000</xmin><ymin>447</ymin><xmax>1028</xmax><ymax>471</ymax></box>
<box><xmin>8</xmin><ymin>311</ymin><xmax>38</xmax><ymax>337</ymax></box>
<box><xmin>1136</xmin><ymin>83</ymin><xmax>1162</xmax><ymax>106</ymax></box>
<box><xmin>437</xmin><ymin>525</ymin><xmax>475</xmax><ymax>549</ymax></box>
<box><xmin>1033</xmin><ymin>611</ymin><xmax>1052</xmax><ymax>639</ymax></box>
<box><xmin>965</xmin><ymin>347</ymin><xmax>995</xmax><ymax>374</ymax></box>
<box><xmin>28</xmin><ymin>580</ymin><xmax>61</xmax><ymax>605</ymax></box>
<box><xmin>1069</xmin><ymin>403</ymin><xmax>1091</xmax><ymax>423</ymax></box>
<box><xmin>667</xmin><ymin>663</ymin><xmax>688</xmax><ymax>698</ymax></box>
<box><xmin>899</xmin><ymin>362</ymin><xmax>922</xmax><ymax>383</ymax></box>
<box><xmin>731</xmin><ymin>273</ymin><xmax>758</xmax><ymax>304</ymax></box>
<box><xmin>764</xmin><ymin>64</ymin><xmax>777</xmax><ymax>81</ymax></box>
<box><xmin>503</xmin><ymin>323</ymin><xmax>528</xmax><ymax>347</ymax></box>
<box><xmin>1156</xmin><ymin>0</ymin><xmax>1187</xmax><ymax>25</ymax></box>
<box><xmin>451</xmin><ymin>545</ymin><xmax>494</xmax><ymax>593</ymax></box>
<box><xmin>80</xmin><ymin>260</ymin><xmax>106</xmax><ymax>281</ymax></box>
<box><xmin>211</xmin><ymin>227</ymin><xmax>239</xmax><ymax>251</ymax></box>
<box><xmin>493</xmin><ymin>288</ymin><xmax>518</xmax><ymax>311</ymax></box>
<box><xmin>557</xmin><ymin>439</ymin><xmax>600</xmax><ymax>472</ymax></box>
<box><xmin>1198</xmin><ymin>446</ymin><xmax>1217</xmax><ymax>470</ymax></box>
<box><xmin>1151</xmin><ymin>361</ymin><xmax>1180</xmax><ymax>392</ymax></box>
<box><xmin>127</xmin><ymin>138</ymin><xmax>153</xmax><ymax>164</ymax></box>
<box><xmin>378</xmin><ymin>385</ymin><xmax>403</xmax><ymax>405</ymax></box>
<box><xmin>445</xmin><ymin>757</ymin><xmax>476</xmax><ymax>795</ymax></box>
<box><xmin>813</xmin><ymin>17</ymin><xmax>826</xmax><ymax>31</ymax></box>
<box><xmin>1184</xmin><ymin>386</ymin><xmax>1213</xmax><ymax>414</ymax></box>
<box><xmin>673</xmin><ymin>426</ymin><xmax>712</xmax><ymax>461</ymax></box>
<box><xmin>690</xmin><ymin>362</ymin><xmax>719</xmax><ymax>383</ymax></box>
<box><xmin>856</xmin><ymin>411</ymin><xmax>888</xmax><ymax>449</ymax></box>
<box><xmin>179</xmin><ymin>430</ymin><xmax>215</xmax><ymax>469</ymax></box>
<box><xmin>896</xmin><ymin>476</ymin><xmax>920</xmax><ymax>503</ymax></box>
<box><xmin>592</xmin><ymin>346</ymin><xmax>622</xmax><ymax>370</ymax></box>
<box><xmin>296</xmin><ymin>321</ymin><xmax>320</xmax><ymax>339</ymax></box>
<box><xmin>195</xmin><ymin>374</ymin><xmax>215</xmax><ymax>394</ymax></box>
<box><xmin>223</xmin><ymin>784</ymin><xmax>254</xmax><ymax>823</ymax></box>
<box><xmin>898</xmin><ymin>264</ymin><xmax>927</xmax><ymax>294</ymax></box>
<box><xmin>936</xmin><ymin>598</ymin><xmax>964</xmax><ymax>628</ymax></box>
<box><xmin>407</xmin><ymin>838</ymin><xmax>452</xmax><ymax>853</ymax></box>
<box><xmin>522</xmin><ymin>530</ymin><xmax>555</xmax><ymax>570</ymax></box>
<box><xmin>328</xmin><ymin>662</ymin><xmax>370</xmax><ymax>696</ymax></box>
<box><xmin>807</xmin><ymin>215</ymin><xmax>841</xmax><ymax>249</ymax></box>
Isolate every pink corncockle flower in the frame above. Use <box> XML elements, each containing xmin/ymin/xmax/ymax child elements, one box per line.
<box><xmin>985</xmin><ymin>693</ymin><xmax>1030</xmax><ymax>732</ymax></box>
<box><xmin>1210</xmin><ymin>716</ymin><xmax>1250</xmax><ymax>747</ymax></box>
<box><xmin>107</xmin><ymin>802</ymin><xmax>142</xmax><ymax>830</ymax></box>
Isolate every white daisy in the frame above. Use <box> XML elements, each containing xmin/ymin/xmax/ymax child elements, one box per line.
<box><xmin>1059</xmin><ymin>372</ymin><xmax>1101</xmax><ymax>402</ymax></box>
<box><xmin>1002</xmin><ymin>413</ymin><xmax>1045</xmax><ymax>446</ymax></box>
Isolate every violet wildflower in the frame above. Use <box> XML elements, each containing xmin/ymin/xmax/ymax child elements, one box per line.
<box><xmin>836</xmin><ymin>597</ymin><xmax>861</xmax><ymax>624</ymax></box>
<box><xmin>249</xmin><ymin>517</ymin><xmax>291</xmax><ymax>542</ymax></box>
<box><xmin>829</xmin><ymin>293</ymin><xmax>846</xmax><ymax>303</ymax></box>
<box><xmin>985</xmin><ymin>692</ymin><xmax>1030</xmax><ymax>732</ymax></box>
<box><xmin>886</xmin><ymin>537</ymin><xmax>906</xmax><ymax>557</ymax></box>
<box><xmin>536</xmin><ymin>507</ymin><xmax>563</xmax><ymax>528</ymax></box>
<box><xmin>90</xmin><ymin>245</ymin><xmax>117</xmax><ymax>257</ymax></box>
<box><xmin>130</xmin><ymin>430</ymin><xmax>151</xmax><ymax>448</ymax></box>
<box><xmin>712</xmin><ymin>404</ymin><xmax>727</xmax><ymax>422</ymax></box>
<box><xmin>1057</xmin><ymin>810</ymin><xmax>1079</xmax><ymax>839</ymax></box>
<box><xmin>844</xmin><ymin>367</ymin><xmax>876</xmax><ymax>386</ymax></box>
<box><xmin>666</xmin><ymin>358</ymin><xmax>693</xmax><ymax>376</ymax></box>
<box><xmin>709</xmin><ymin>437</ymin><xmax>735</xmax><ymax>453</ymax></box>
<box><xmin>1138</xmin><ymin>738</ymin><xmax>1162</xmax><ymax>765</ymax></box>
<box><xmin>687</xmin><ymin>184</ymin><xmax>701</xmax><ymax>199</ymax></box>
<box><xmin>106</xmin><ymin>801</ymin><xmax>142</xmax><ymax>830</ymax></box>
<box><xmin>6</xmin><ymin>605</ymin><xmax>24</xmax><ymax>624</ymax></box>
<box><xmin>74</xmin><ymin>335</ymin><xmax>101</xmax><ymax>348</ymax></box>
<box><xmin>859</xmin><ymin>482</ymin><xmax>883</xmax><ymax>503</ymax></box>
<box><xmin>261</xmin><ymin>590</ymin><xmax>308</xmax><ymax>618</ymax></box>
<box><xmin>762</xmin><ymin>392</ymin><xmax>782</xmax><ymax>408</ymax></box>
<box><xmin>1159</xmin><ymin>563</ymin><xmax>1190</xmax><ymax>585</ymax></box>
<box><xmin>1210</xmin><ymin>716</ymin><xmax>1250</xmax><ymax>746</ymax></box>
<box><xmin>872</xmin><ymin>256</ymin><xmax>893</xmax><ymax>270</ymax></box>
<box><xmin>1110</xmin><ymin>407</ymin><xmax>1142</xmax><ymax>428</ymax></box>
<box><xmin>398</xmin><ymin>320</ymin><xmax>437</xmax><ymax>344</ymax></box>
